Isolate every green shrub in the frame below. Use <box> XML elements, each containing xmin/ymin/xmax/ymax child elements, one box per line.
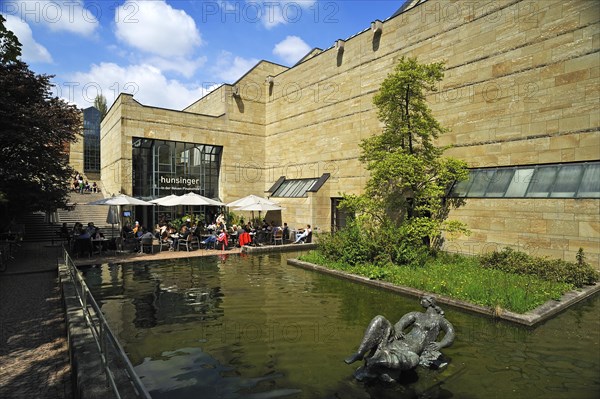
<box><xmin>317</xmin><ymin>220</ymin><xmax>430</xmax><ymax>267</ymax></box>
<box><xmin>317</xmin><ymin>221</ymin><xmax>379</xmax><ymax>266</ymax></box>
<box><xmin>479</xmin><ymin>247</ymin><xmax>599</xmax><ymax>288</ymax></box>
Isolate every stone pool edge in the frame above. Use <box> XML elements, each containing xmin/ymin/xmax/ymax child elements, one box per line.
<box><xmin>59</xmin><ymin>264</ymin><xmax>140</xmax><ymax>399</ymax></box>
<box><xmin>287</xmin><ymin>258</ymin><xmax>600</xmax><ymax>327</ymax></box>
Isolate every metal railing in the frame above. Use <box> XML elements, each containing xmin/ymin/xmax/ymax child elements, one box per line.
<box><xmin>63</xmin><ymin>247</ymin><xmax>152</xmax><ymax>399</ymax></box>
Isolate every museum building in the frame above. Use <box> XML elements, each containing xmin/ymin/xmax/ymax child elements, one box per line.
<box><xmin>99</xmin><ymin>0</ymin><xmax>600</xmax><ymax>265</ymax></box>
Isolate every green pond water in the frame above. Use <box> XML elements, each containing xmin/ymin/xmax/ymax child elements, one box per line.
<box><xmin>81</xmin><ymin>252</ymin><xmax>600</xmax><ymax>399</ymax></box>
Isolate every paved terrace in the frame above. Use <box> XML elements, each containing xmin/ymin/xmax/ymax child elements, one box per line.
<box><xmin>0</xmin><ymin>242</ymin><xmax>70</xmax><ymax>399</ymax></box>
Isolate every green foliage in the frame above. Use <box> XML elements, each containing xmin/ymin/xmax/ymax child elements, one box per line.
<box><xmin>317</xmin><ymin>219</ymin><xmax>431</xmax><ymax>267</ymax></box>
<box><xmin>339</xmin><ymin>56</ymin><xmax>469</xmax><ymax>253</ymax></box>
<box><xmin>171</xmin><ymin>213</ymin><xmax>201</xmax><ymax>231</ymax></box>
<box><xmin>0</xmin><ymin>15</ymin><xmax>21</xmax><ymax>64</ymax></box>
<box><xmin>93</xmin><ymin>94</ymin><xmax>108</xmax><ymax>118</ymax></box>
<box><xmin>370</xmin><ymin>56</ymin><xmax>446</xmax><ymax>157</ymax></box>
<box><xmin>1</xmin><ymin>18</ymin><xmax>80</xmax><ymax>218</ymax></box>
<box><xmin>300</xmin><ymin>251</ymin><xmax>574</xmax><ymax>314</ymax></box>
<box><xmin>225</xmin><ymin>211</ymin><xmax>245</xmax><ymax>227</ymax></box>
<box><xmin>479</xmin><ymin>247</ymin><xmax>599</xmax><ymax>288</ymax></box>
<box><xmin>317</xmin><ymin>220</ymin><xmax>380</xmax><ymax>266</ymax></box>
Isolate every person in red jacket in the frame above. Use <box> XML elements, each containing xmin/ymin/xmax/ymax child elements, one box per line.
<box><xmin>216</xmin><ymin>229</ymin><xmax>228</xmax><ymax>250</ymax></box>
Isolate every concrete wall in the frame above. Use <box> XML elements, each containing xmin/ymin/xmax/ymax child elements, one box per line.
<box><xmin>69</xmin><ymin>112</ymin><xmax>84</xmax><ymax>175</ymax></box>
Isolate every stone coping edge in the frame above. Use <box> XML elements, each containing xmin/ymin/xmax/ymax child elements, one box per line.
<box><xmin>287</xmin><ymin>259</ymin><xmax>600</xmax><ymax>327</ymax></box>
<box><xmin>60</xmin><ymin>264</ymin><xmax>138</xmax><ymax>399</ymax></box>
<box><xmin>242</xmin><ymin>243</ymin><xmax>317</xmax><ymax>254</ymax></box>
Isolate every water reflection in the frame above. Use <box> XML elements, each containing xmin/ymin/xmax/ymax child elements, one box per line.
<box><xmin>82</xmin><ymin>253</ymin><xmax>600</xmax><ymax>399</ymax></box>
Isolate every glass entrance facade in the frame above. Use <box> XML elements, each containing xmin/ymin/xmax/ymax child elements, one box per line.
<box><xmin>132</xmin><ymin>138</ymin><xmax>222</xmax><ymax>199</ymax></box>
<box><xmin>132</xmin><ymin>138</ymin><xmax>223</xmax><ymax>227</ymax></box>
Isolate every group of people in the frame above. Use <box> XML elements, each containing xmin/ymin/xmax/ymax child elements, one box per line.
<box><xmin>151</xmin><ymin>218</ymin><xmax>229</xmax><ymax>251</ymax></box>
<box><xmin>70</xmin><ymin>211</ymin><xmax>314</xmax><ymax>255</ymax></box>
<box><xmin>67</xmin><ymin>221</ymin><xmax>107</xmax><ymax>256</ymax></box>
<box><xmin>69</xmin><ymin>173</ymin><xmax>98</xmax><ymax>194</ymax></box>
<box><xmin>230</xmin><ymin>220</ymin><xmax>312</xmax><ymax>245</ymax></box>
<box><xmin>125</xmin><ymin>215</ymin><xmax>313</xmax><ymax>253</ymax></box>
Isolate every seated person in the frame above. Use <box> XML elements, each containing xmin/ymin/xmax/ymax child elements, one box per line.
<box><xmin>170</xmin><ymin>225</ymin><xmax>190</xmax><ymax>250</ymax></box>
<box><xmin>92</xmin><ymin>228</ymin><xmax>107</xmax><ymax>252</ymax></box>
<box><xmin>58</xmin><ymin>222</ymin><xmax>70</xmax><ymax>244</ymax></box>
<box><xmin>85</xmin><ymin>222</ymin><xmax>96</xmax><ymax>235</ymax></box>
<box><xmin>294</xmin><ymin>224</ymin><xmax>312</xmax><ymax>244</ymax></box>
<box><xmin>201</xmin><ymin>233</ymin><xmax>217</xmax><ymax>248</ymax></box>
<box><xmin>122</xmin><ymin>224</ymin><xmax>133</xmax><ymax>238</ymax></box>
<box><xmin>138</xmin><ymin>229</ymin><xmax>154</xmax><ymax>253</ymax></box>
<box><xmin>132</xmin><ymin>221</ymin><xmax>141</xmax><ymax>236</ymax></box>
<box><xmin>282</xmin><ymin>223</ymin><xmax>290</xmax><ymax>242</ymax></box>
<box><xmin>159</xmin><ymin>228</ymin><xmax>172</xmax><ymax>245</ymax></box>
<box><xmin>70</xmin><ymin>222</ymin><xmax>83</xmax><ymax>250</ymax></box>
<box><xmin>74</xmin><ymin>229</ymin><xmax>92</xmax><ymax>257</ymax></box>
<box><xmin>216</xmin><ymin>229</ymin><xmax>228</xmax><ymax>249</ymax></box>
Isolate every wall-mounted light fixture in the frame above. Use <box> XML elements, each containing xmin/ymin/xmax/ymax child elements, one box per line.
<box><xmin>334</xmin><ymin>39</ymin><xmax>345</xmax><ymax>52</ymax></box>
<box><xmin>232</xmin><ymin>86</ymin><xmax>240</xmax><ymax>97</ymax></box>
<box><xmin>265</xmin><ymin>76</ymin><xmax>274</xmax><ymax>85</ymax></box>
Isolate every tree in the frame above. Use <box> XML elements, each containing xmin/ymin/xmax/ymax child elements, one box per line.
<box><xmin>0</xmin><ymin>16</ymin><xmax>80</xmax><ymax>220</ymax></box>
<box><xmin>341</xmin><ymin>57</ymin><xmax>469</xmax><ymax>259</ymax></box>
<box><xmin>93</xmin><ymin>94</ymin><xmax>108</xmax><ymax>118</ymax></box>
<box><xmin>0</xmin><ymin>15</ymin><xmax>21</xmax><ymax>64</ymax></box>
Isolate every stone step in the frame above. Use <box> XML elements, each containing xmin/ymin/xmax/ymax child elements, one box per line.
<box><xmin>18</xmin><ymin>191</ymin><xmax>120</xmax><ymax>241</ymax></box>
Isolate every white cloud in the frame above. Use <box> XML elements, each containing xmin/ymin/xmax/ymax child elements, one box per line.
<box><xmin>115</xmin><ymin>0</ymin><xmax>202</xmax><ymax>58</ymax></box>
<box><xmin>5</xmin><ymin>0</ymin><xmax>99</xmax><ymax>36</ymax></box>
<box><xmin>144</xmin><ymin>55</ymin><xmax>208</xmax><ymax>79</ymax></box>
<box><xmin>253</xmin><ymin>0</ymin><xmax>317</xmax><ymax>29</ymax></box>
<box><xmin>65</xmin><ymin>62</ymin><xmax>209</xmax><ymax>110</ymax></box>
<box><xmin>211</xmin><ymin>51</ymin><xmax>259</xmax><ymax>83</ymax></box>
<box><xmin>273</xmin><ymin>35</ymin><xmax>310</xmax><ymax>65</ymax></box>
<box><xmin>3</xmin><ymin>14</ymin><xmax>52</xmax><ymax>63</ymax></box>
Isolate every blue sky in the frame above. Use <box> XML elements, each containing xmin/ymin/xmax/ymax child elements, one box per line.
<box><xmin>2</xmin><ymin>0</ymin><xmax>406</xmax><ymax>110</ymax></box>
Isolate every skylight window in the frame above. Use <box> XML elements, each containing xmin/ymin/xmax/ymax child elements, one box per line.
<box><xmin>450</xmin><ymin>162</ymin><xmax>600</xmax><ymax>199</ymax></box>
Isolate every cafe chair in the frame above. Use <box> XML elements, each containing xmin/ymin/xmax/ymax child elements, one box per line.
<box><xmin>178</xmin><ymin>235</ymin><xmax>196</xmax><ymax>252</ymax></box>
<box><xmin>273</xmin><ymin>230</ymin><xmax>283</xmax><ymax>245</ymax></box>
<box><xmin>159</xmin><ymin>238</ymin><xmax>172</xmax><ymax>252</ymax></box>
<box><xmin>140</xmin><ymin>237</ymin><xmax>154</xmax><ymax>254</ymax></box>
<box><xmin>297</xmin><ymin>231</ymin><xmax>312</xmax><ymax>244</ymax></box>
<box><xmin>305</xmin><ymin>231</ymin><xmax>312</xmax><ymax>243</ymax></box>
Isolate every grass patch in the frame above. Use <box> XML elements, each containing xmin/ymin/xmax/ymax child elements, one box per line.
<box><xmin>299</xmin><ymin>251</ymin><xmax>574</xmax><ymax>314</ymax></box>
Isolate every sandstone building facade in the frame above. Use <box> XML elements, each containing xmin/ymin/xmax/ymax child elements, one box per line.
<box><xmin>100</xmin><ymin>0</ymin><xmax>600</xmax><ymax>265</ymax></box>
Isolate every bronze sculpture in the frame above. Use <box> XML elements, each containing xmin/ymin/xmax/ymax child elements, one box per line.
<box><xmin>345</xmin><ymin>295</ymin><xmax>455</xmax><ymax>382</ymax></box>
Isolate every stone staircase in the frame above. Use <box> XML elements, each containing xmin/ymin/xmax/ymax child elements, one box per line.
<box><xmin>18</xmin><ymin>191</ymin><xmax>119</xmax><ymax>242</ymax></box>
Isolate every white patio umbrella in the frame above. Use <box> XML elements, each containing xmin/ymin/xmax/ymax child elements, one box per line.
<box><xmin>236</xmin><ymin>201</ymin><xmax>283</xmax><ymax>222</ymax></box>
<box><xmin>149</xmin><ymin>194</ymin><xmax>179</xmax><ymax>205</ymax></box>
<box><xmin>86</xmin><ymin>193</ymin><xmax>153</xmax><ymax>206</ymax></box>
<box><xmin>157</xmin><ymin>192</ymin><xmax>224</xmax><ymax>207</ymax></box>
<box><xmin>86</xmin><ymin>194</ymin><xmax>153</xmax><ymax>249</ymax></box>
<box><xmin>236</xmin><ymin>202</ymin><xmax>283</xmax><ymax>212</ymax></box>
<box><xmin>226</xmin><ymin>194</ymin><xmax>277</xmax><ymax>208</ymax></box>
<box><xmin>106</xmin><ymin>205</ymin><xmax>119</xmax><ymax>239</ymax></box>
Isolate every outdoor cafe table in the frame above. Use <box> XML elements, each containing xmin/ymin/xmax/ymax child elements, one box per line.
<box><xmin>92</xmin><ymin>238</ymin><xmax>108</xmax><ymax>254</ymax></box>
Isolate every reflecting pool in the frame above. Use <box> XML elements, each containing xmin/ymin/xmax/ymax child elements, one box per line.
<box><xmin>81</xmin><ymin>252</ymin><xmax>600</xmax><ymax>399</ymax></box>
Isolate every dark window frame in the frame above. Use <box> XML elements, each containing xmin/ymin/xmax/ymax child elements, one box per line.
<box><xmin>450</xmin><ymin>161</ymin><xmax>600</xmax><ymax>199</ymax></box>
